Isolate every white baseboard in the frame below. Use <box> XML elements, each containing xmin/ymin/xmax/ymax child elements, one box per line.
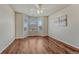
<box><xmin>0</xmin><ymin>36</ymin><xmax>15</xmax><ymax>53</ymax></box>
<box><xmin>15</xmin><ymin>36</ymin><xmax>24</xmax><ymax>39</ymax></box>
<box><xmin>49</xmin><ymin>35</ymin><xmax>79</xmax><ymax>49</ymax></box>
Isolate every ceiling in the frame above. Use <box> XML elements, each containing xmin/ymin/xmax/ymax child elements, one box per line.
<box><xmin>11</xmin><ymin>4</ymin><xmax>70</xmax><ymax>16</ymax></box>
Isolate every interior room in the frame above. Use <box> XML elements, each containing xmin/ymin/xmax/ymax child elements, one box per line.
<box><xmin>0</xmin><ymin>4</ymin><xmax>79</xmax><ymax>54</ymax></box>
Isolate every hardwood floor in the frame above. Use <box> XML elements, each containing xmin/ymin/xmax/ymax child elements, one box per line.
<box><xmin>2</xmin><ymin>36</ymin><xmax>79</xmax><ymax>54</ymax></box>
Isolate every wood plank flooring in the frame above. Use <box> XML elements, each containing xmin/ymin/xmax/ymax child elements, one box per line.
<box><xmin>2</xmin><ymin>36</ymin><xmax>79</xmax><ymax>54</ymax></box>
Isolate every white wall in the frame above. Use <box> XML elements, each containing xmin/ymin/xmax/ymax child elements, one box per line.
<box><xmin>48</xmin><ymin>5</ymin><xmax>79</xmax><ymax>48</ymax></box>
<box><xmin>0</xmin><ymin>5</ymin><xmax>15</xmax><ymax>53</ymax></box>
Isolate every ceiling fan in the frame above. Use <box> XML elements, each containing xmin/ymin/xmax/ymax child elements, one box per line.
<box><xmin>35</xmin><ymin>4</ymin><xmax>44</xmax><ymax>14</ymax></box>
<box><xmin>30</xmin><ymin>4</ymin><xmax>45</xmax><ymax>14</ymax></box>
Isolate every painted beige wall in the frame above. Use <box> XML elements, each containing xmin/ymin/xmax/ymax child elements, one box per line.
<box><xmin>0</xmin><ymin>5</ymin><xmax>15</xmax><ymax>53</ymax></box>
<box><xmin>48</xmin><ymin>5</ymin><xmax>79</xmax><ymax>48</ymax></box>
<box><xmin>15</xmin><ymin>13</ymin><xmax>24</xmax><ymax>38</ymax></box>
<box><xmin>15</xmin><ymin>13</ymin><xmax>29</xmax><ymax>38</ymax></box>
<box><xmin>43</xmin><ymin>16</ymin><xmax>48</xmax><ymax>36</ymax></box>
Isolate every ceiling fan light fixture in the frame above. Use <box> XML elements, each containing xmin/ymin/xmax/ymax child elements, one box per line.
<box><xmin>35</xmin><ymin>4</ymin><xmax>44</xmax><ymax>14</ymax></box>
<box><xmin>35</xmin><ymin>4</ymin><xmax>42</xmax><ymax>9</ymax></box>
<box><xmin>37</xmin><ymin>9</ymin><xmax>43</xmax><ymax>14</ymax></box>
<box><xmin>37</xmin><ymin>10</ymin><xmax>40</xmax><ymax>14</ymax></box>
<box><xmin>40</xmin><ymin>10</ymin><xmax>43</xmax><ymax>13</ymax></box>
